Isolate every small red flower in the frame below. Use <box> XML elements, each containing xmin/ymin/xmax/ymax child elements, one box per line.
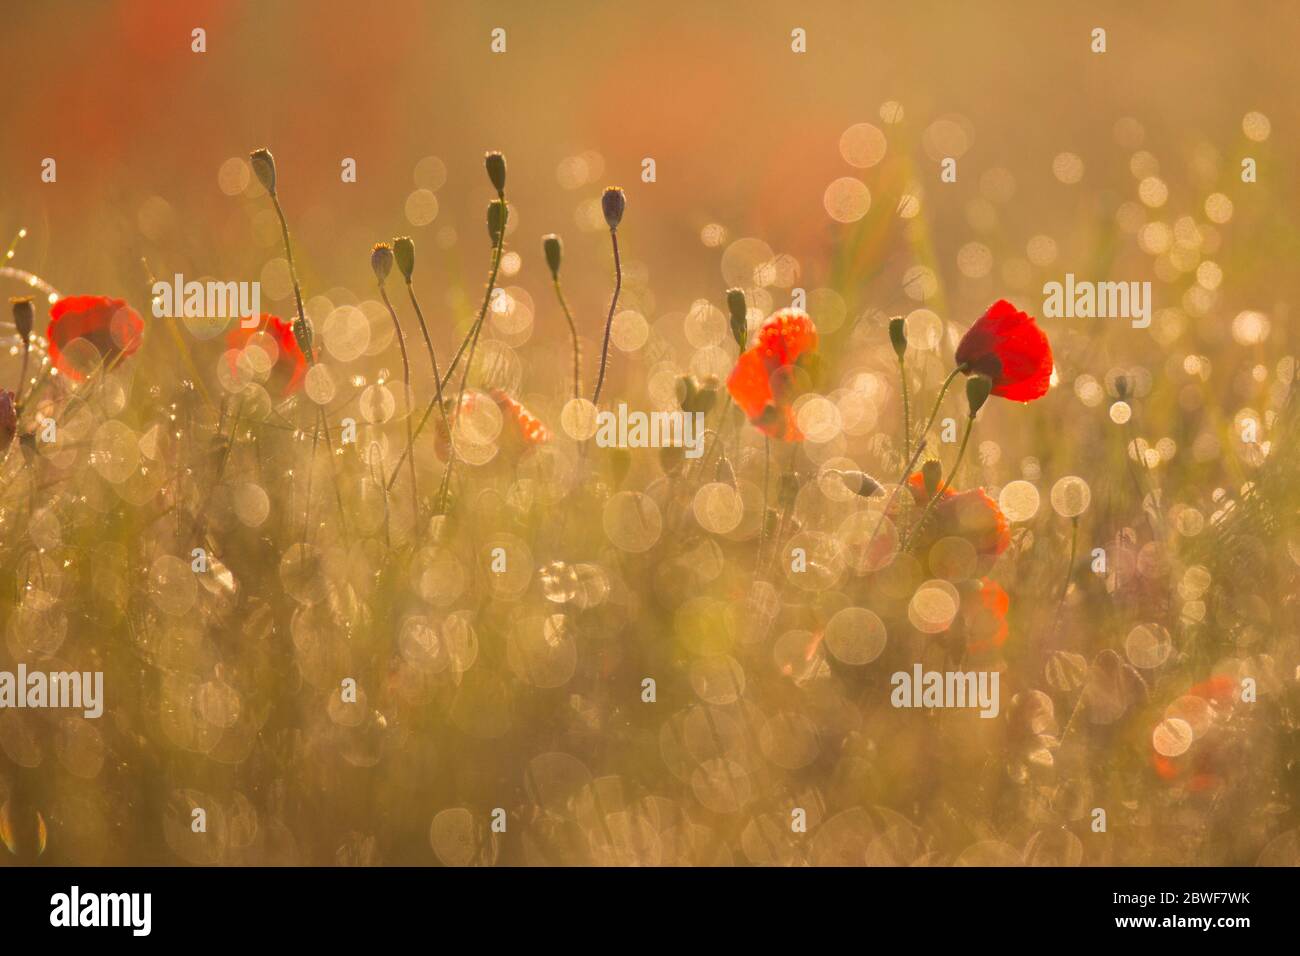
<box><xmin>954</xmin><ymin>299</ymin><xmax>1053</xmax><ymax>402</ymax></box>
<box><xmin>726</xmin><ymin>308</ymin><xmax>818</xmax><ymax>441</ymax></box>
<box><xmin>435</xmin><ymin>388</ymin><xmax>550</xmax><ymax>460</ymax></box>
<box><xmin>226</xmin><ymin>314</ymin><xmax>308</xmax><ymax>396</ymax></box>
<box><xmin>490</xmin><ymin>388</ymin><xmax>551</xmax><ymax>446</ymax></box>
<box><xmin>47</xmin><ymin>295</ymin><xmax>144</xmax><ymax>380</ymax></box>
<box><xmin>905</xmin><ymin>472</ymin><xmax>1010</xmax><ymax>558</ymax></box>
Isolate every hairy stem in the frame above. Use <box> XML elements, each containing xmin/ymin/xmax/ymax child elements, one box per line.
<box><xmin>590</xmin><ymin>228</ymin><xmax>622</xmax><ymax>407</ymax></box>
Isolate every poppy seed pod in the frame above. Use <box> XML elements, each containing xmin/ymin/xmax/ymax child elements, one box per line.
<box><xmin>601</xmin><ymin>187</ymin><xmax>625</xmax><ymax>230</ymax></box>
<box><xmin>371</xmin><ymin>243</ymin><xmax>394</xmax><ymax>284</ymax></box>
<box><xmin>922</xmin><ymin>458</ymin><xmax>943</xmax><ymax>498</ymax></box>
<box><xmin>393</xmin><ymin>236</ymin><xmax>415</xmax><ymax>281</ymax></box>
<box><xmin>487</xmin><ymin>199</ymin><xmax>508</xmax><ymax>246</ymax></box>
<box><xmin>966</xmin><ymin>374</ymin><xmax>993</xmax><ymax>417</ymax></box>
<box><xmin>726</xmin><ymin>287</ymin><xmax>748</xmax><ymax>349</ymax></box>
<box><xmin>889</xmin><ymin>316</ymin><xmax>907</xmax><ymax>360</ymax></box>
<box><xmin>485</xmin><ymin>151</ymin><xmax>507</xmax><ymax>195</ymax></box>
<box><xmin>10</xmin><ymin>297</ymin><xmax>34</xmax><ymax>346</ymax></box>
<box><xmin>249</xmin><ymin>147</ymin><xmax>277</xmax><ymax>195</ymax></box>
<box><xmin>542</xmin><ymin>234</ymin><xmax>562</xmax><ymax>278</ymax></box>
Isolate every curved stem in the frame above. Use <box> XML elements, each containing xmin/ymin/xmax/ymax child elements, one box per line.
<box><xmin>898</xmin><ymin>355</ymin><xmax>911</xmax><ymax>461</ymax></box>
<box><xmin>389</xmin><ymin>219</ymin><xmax>507</xmax><ymax>494</ymax></box>
<box><xmin>1053</xmin><ymin>516</ymin><xmax>1080</xmax><ymax>625</ymax></box>
<box><xmin>268</xmin><ymin>191</ymin><xmax>348</xmax><ymax>541</ymax></box>
<box><xmin>379</xmin><ymin>284</ymin><xmax>419</xmax><ymax>524</ymax></box>
<box><xmin>436</xmin><ymin>209</ymin><xmax>508</xmax><ymax>514</ymax></box>
<box><xmin>904</xmin><ymin>365</ymin><xmax>963</xmax><ymax>481</ymax></box>
<box><xmin>270</xmin><ymin>194</ymin><xmax>308</xmax><ymax>345</ymax></box>
<box><xmin>904</xmin><ymin>414</ymin><xmax>974</xmax><ymax>553</ymax></box>
<box><xmin>757</xmin><ymin>436</ymin><xmax>771</xmax><ymax>565</ymax></box>
<box><xmin>590</xmin><ymin>228</ymin><xmax>622</xmax><ymax>407</ymax></box>
<box><xmin>551</xmin><ymin>278</ymin><xmax>581</xmax><ymax>401</ymax></box>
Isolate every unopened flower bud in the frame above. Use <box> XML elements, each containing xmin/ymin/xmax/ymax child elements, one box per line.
<box><xmin>966</xmin><ymin>374</ymin><xmax>993</xmax><ymax>417</ymax></box>
<box><xmin>371</xmin><ymin>242</ymin><xmax>394</xmax><ymax>284</ymax></box>
<box><xmin>889</xmin><ymin>316</ymin><xmax>907</xmax><ymax>360</ymax></box>
<box><xmin>10</xmin><ymin>297</ymin><xmax>34</xmax><ymax>347</ymax></box>
<box><xmin>601</xmin><ymin>187</ymin><xmax>625</xmax><ymax>230</ymax></box>
<box><xmin>487</xmin><ymin>199</ymin><xmax>508</xmax><ymax>246</ymax></box>
<box><xmin>921</xmin><ymin>459</ymin><xmax>942</xmax><ymax>498</ymax></box>
<box><xmin>393</xmin><ymin>236</ymin><xmax>415</xmax><ymax>281</ymax></box>
<box><xmin>542</xmin><ymin>234</ymin><xmax>562</xmax><ymax>279</ymax></box>
<box><xmin>249</xmin><ymin>147</ymin><xmax>277</xmax><ymax>195</ymax></box>
<box><xmin>726</xmin><ymin>288</ymin><xmax>748</xmax><ymax>349</ymax></box>
<box><xmin>485</xmin><ymin>151</ymin><xmax>507</xmax><ymax>195</ymax></box>
<box><xmin>841</xmin><ymin>469</ymin><xmax>883</xmax><ymax>498</ymax></box>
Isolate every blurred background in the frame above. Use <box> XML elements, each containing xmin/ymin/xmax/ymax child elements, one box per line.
<box><xmin>2</xmin><ymin>0</ymin><xmax>1296</xmax><ymax>335</ymax></box>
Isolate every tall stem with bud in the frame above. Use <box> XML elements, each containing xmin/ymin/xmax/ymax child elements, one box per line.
<box><xmin>373</xmin><ymin>243</ymin><xmax>419</xmax><ymax>524</ymax></box>
<box><xmin>590</xmin><ymin>187</ymin><xmax>625</xmax><ymax>408</ymax></box>
<box><xmin>435</xmin><ymin>152</ymin><xmax>509</xmax><ymax>515</ymax></box>
<box><xmin>248</xmin><ymin>147</ymin><xmax>347</xmax><ymax>542</ymax></box>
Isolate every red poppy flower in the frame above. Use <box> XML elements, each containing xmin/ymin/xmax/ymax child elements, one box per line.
<box><xmin>226</xmin><ymin>314</ymin><xmax>308</xmax><ymax>396</ymax></box>
<box><xmin>962</xmin><ymin>577</ymin><xmax>1010</xmax><ymax>653</ymax></box>
<box><xmin>47</xmin><ymin>295</ymin><xmax>144</xmax><ymax>380</ymax></box>
<box><xmin>954</xmin><ymin>299</ymin><xmax>1053</xmax><ymax>402</ymax></box>
<box><xmin>905</xmin><ymin>472</ymin><xmax>1010</xmax><ymax>558</ymax></box>
<box><xmin>726</xmin><ymin>308</ymin><xmax>818</xmax><ymax>441</ymax></box>
<box><xmin>435</xmin><ymin>388</ymin><xmax>550</xmax><ymax>460</ymax></box>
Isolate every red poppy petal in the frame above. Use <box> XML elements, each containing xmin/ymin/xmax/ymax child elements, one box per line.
<box><xmin>726</xmin><ymin>347</ymin><xmax>774</xmax><ymax>420</ymax></box>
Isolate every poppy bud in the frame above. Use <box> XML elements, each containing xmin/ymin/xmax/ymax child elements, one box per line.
<box><xmin>10</xmin><ymin>297</ymin><xmax>34</xmax><ymax>346</ymax></box>
<box><xmin>921</xmin><ymin>459</ymin><xmax>942</xmax><ymax>498</ymax></box>
<box><xmin>393</xmin><ymin>236</ymin><xmax>415</xmax><ymax>281</ymax></box>
<box><xmin>1114</xmin><ymin>374</ymin><xmax>1129</xmax><ymax>400</ymax></box>
<box><xmin>966</xmin><ymin>374</ymin><xmax>993</xmax><ymax>417</ymax></box>
<box><xmin>249</xmin><ymin>147</ymin><xmax>277</xmax><ymax>195</ymax></box>
<box><xmin>677</xmin><ymin>375</ymin><xmax>697</xmax><ymax>410</ymax></box>
<box><xmin>726</xmin><ymin>288</ymin><xmax>748</xmax><ymax>349</ymax></box>
<box><xmin>601</xmin><ymin>187</ymin><xmax>626</xmax><ymax>230</ymax></box>
<box><xmin>487</xmin><ymin>199</ymin><xmax>508</xmax><ymax>246</ymax></box>
<box><xmin>676</xmin><ymin>375</ymin><xmax>718</xmax><ymax>416</ymax></box>
<box><xmin>889</xmin><ymin>316</ymin><xmax>907</xmax><ymax>360</ymax></box>
<box><xmin>542</xmin><ymin>234</ymin><xmax>562</xmax><ymax>279</ymax></box>
<box><xmin>485</xmin><ymin>151</ymin><xmax>507</xmax><ymax>195</ymax></box>
<box><xmin>371</xmin><ymin>242</ymin><xmax>394</xmax><ymax>284</ymax></box>
<box><xmin>841</xmin><ymin>469</ymin><xmax>883</xmax><ymax>498</ymax></box>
